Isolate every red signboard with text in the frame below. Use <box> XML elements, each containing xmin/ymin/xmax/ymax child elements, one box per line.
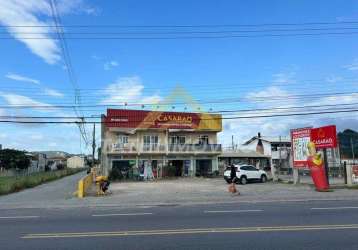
<box><xmin>310</xmin><ymin>125</ymin><xmax>337</xmax><ymax>149</ymax></box>
<box><xmin>104</xmin><ymin>109</ymin><xmax>222</xmax><ymax>131</ymax></box>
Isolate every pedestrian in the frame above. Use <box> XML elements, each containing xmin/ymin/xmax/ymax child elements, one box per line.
<box><xmin>229</xmin><ymin>164</ymin><xmax>239</xmax><ymax>195</ymax></box>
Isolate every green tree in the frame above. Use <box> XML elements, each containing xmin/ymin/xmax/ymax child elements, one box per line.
<box><xmin>0</xmin><ymin>149</ymin><xmax>30</xmax><ymax>170</ymax></box>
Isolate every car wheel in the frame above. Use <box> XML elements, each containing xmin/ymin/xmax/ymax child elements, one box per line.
<box><xmin>260</xmin><ymin>175</ymin><xmax>267</xmax><ymax>183</ymax></box>
<box><xmin>225</xmin><ymin>179</ymin><xmax>231</xmax><ymax>184</ymax></box>
<box><xmin>240</xmin><ymin>176</ymin><xmax>247</xmax><ymax>185</ymax></box>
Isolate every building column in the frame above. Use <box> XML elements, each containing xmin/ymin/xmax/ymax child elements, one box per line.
<box><xmin>212</xmin><ymin>156</ymin><xmax>219</xmax><ymax>172</ymax></box>
<box><xmin>190</xmin><ymin>156</ymin><xmax>196</xmax><ymax>177</ymax></box>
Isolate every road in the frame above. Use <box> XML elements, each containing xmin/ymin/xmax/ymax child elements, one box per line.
<box><xmin>1</xmin><ymin>199</ymin><xmax>358</xmax><ymax>250</ymax></box>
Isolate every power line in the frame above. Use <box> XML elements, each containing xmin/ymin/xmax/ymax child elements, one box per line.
<box><xmin>3</xmin><ymin>27</ymin><xmax>358</xmax><ymax>35</ymax></box>
<box><xmin>49</xmin><ymin>0</ymin><xmax>89</xmax><ymax>146</ymax></box>
<box><xmin>3</xmin><ymin>20</ymin><xmax>358</xmax><ymax>28</ymax></box>
<box><xmin>2</xmin><ymin>31</ymin><xmax>358</xmax><ymax>39</ymax></box>
<box><xmin>0</xmin><ymin>108</ymin><xmax>357</xmax><ymax>123</ymax></box>
<box><xmin>0</xmin><ymin>90</ymin><xmax>356</xmax><ymax>108</ymax></box>
<box><xmin>1</xmin><ymin>102</ymin><xmax>358</xmax><ymax>119</ymax></box>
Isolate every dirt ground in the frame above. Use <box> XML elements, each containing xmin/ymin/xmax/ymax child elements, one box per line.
<box><xmin>97</xmin><ymin>177</ymin><xmax>358</xmax><ymax>206</ymax></box>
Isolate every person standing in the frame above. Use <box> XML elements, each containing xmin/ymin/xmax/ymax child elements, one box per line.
<box><xmin>229</xmin><ymin>164</ymin><xmax>239</xmax><ymax>194</ymax></box>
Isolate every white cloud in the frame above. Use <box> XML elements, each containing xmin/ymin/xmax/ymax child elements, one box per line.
<box><xmin>0</xmin><ymin>92</ymin><xmax>56</xmax><ymax>112</ymax></box>
<box><xmin>343</xmin><ymin>59</ymin><xmax>358</xmax><ymax>71</ymax></box>
<box><xmin>43</xmin><ymin>88</ymin><xmax>64</xmax><ymax>98</ymax></box>
<box><xmin>100</xmin><ymin>76</ymin><xmax>161</xmax><ymax>105</ymax></box>
<box><xmin>0</xmin><ymin>0</ymin><xmax>96</xmax><ymax>64</ymax></box>
<box><xmin>220</xmin><ymin>84</ymin><xmax>358</xmax><ymax>148</ymax></box>
<box><xmin>6</xmin><ymin>73</ymin><xmax>40</xmax><ymax>85</ymax></box>
<box><xmin>104</xmin><ymin>60</ymin><xmax>119</xmax><ymax>71</ymax></box>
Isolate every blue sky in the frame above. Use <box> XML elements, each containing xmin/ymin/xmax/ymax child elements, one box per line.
<box><xmin>0</xmin><ymin>0</ymin><xmax>358</xmax><ymax>154</ymax></box>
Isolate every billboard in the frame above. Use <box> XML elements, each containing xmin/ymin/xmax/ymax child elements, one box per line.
<box><xmin>310</xmin><ymin>125</ymin><xmax>337</xmax><ymax>149</ymax></box>
<box><xmin>291</xmin><ymin>128</ymin><xmax>311</xmax><ymax>168</ymax></box>
<box><xmin>104</xmin><ymin>109</ymin><xmax>222</xmax><ymax>131</ymax></box>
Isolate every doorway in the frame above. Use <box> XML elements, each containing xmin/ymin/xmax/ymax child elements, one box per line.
<box><xmin>196</xmin><ymin>159</ymin><xmax>212</xmax><ymax>177</ymax></box>
<box><xmin>171</xmin><ymin>160</ymin><xmax>184</xmax><ymax>177</ymax></box>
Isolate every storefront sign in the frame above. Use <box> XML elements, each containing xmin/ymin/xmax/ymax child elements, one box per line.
<box><xmin>105</xmin><ymin>109</ymin><xmax>222</xmax><ymax>131</ymax></box>
<box><xmin>291</xmin><ymin>128</ymin><xmax>311</xmax><ymax>168</ymax></box>
<box><xmin>310</xmin><ymin>125</ymin><xmax>337</xmax><ymax>149</ymax></box>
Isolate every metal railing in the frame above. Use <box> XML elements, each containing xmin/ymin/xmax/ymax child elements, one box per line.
<box><xmin>169</xmin><ymin>144</ymin><xmax>222</xmax><ymax>153</ymax></box>
<box><xmin>108</xmin><ymin>143</ymin><xmax>222</xmax><ymax>154</ymax></box>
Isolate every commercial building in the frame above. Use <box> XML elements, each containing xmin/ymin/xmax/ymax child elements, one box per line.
<box><xmin>101</xmin><ymin>109</ymin><xmax>222</xmax><ymax>178</ymax></box>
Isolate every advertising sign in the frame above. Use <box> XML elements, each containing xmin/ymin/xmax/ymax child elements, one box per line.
<box><xmin>105</xmin><ymin>109</ymin><xmax>222</xmax><ymax>131</ymax></box>
<box><xmin>310</xmin><ymin>125</ymin><xmax>337</xmax><ymax>149</ymax></box>
<box><xmin>291</xmin><ymin>128</ymin><xmax>311</xmax><ymax>168</ymax></box>
<box><xmin>353</xmin><ymin>165</ymin><xmax>358</xmax><ymax>184</ymax></box>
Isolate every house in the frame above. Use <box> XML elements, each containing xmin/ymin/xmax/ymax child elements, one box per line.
<box><xmin>38</xmin><ymin>151</ymin><xmax>70</xmax><ymax>170</ymax></box>
<box><xmin>218</xmin><ymin>149</ymin><xmax>271</xmax><ymax>175</ymax></box>
<box><xmin>67</xmin><ymin>156</ymin><xmax>86</xmax><ymax>169</ymax></box>
<box><xmin>242</xmin><ymin>133</ymin><xmax>291</xmax><ymax>174</ymax></box>
<box><xmin>101</xmin><ymin>109</ymin><xmax>222</xmax><ymax>178</ymax></box>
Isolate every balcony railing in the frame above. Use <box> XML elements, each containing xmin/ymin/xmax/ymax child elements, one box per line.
<box><xmin>169</xmin><ymin>144</ymin><xmax>222</xmax><ymax>153</ymax></box>
<box><xmin>108</xmin><ymin>143</ymin><xmax>222</xmax><ymax>154</ymax></box>
<box><xmin>109</xmin><ymin>143</ymin><xmax>137</xmax><ymax>153</ymax></box>
<box><xmin>142</xmin><ymin>144</ymin><xmax>166</xmax><ymax>152</ymax></box>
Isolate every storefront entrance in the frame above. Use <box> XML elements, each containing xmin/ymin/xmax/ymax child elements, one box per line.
<box><xmin>112</xmin><ymin>160</ymin><xmax>132</xmax><ymax>179</ymax></box>
<box><xmin>196</xmin><ymin>159</ymin><xmax>212</xmax><ymax>177</ymax></box>
<box><xmin>171</xmin><ymin>160</ymin><xmax>184</xmax><ymax>177</ymax></box>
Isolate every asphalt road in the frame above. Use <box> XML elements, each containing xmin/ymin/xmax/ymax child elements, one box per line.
<box><xmin>1</xmin><ymin>199</ymin><xmax>358</xmax><ymax>250</ymax></box>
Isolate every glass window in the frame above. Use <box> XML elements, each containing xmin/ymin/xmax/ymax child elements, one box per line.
<box><xmin>119</xmin><ymin>136</ymin><xmax>128</xmax><ymax>144</ymax></box>
<box><xmin>170</xmin><ymin>136</ymin><xmax>186</xmax><ymax>144</ymax></box>
<box><xmin>198</xmin><ymin>135</ymin><xmax>209</xmax><ymax>145</ymax></box>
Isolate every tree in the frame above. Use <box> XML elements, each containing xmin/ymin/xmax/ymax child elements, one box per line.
<box><xmin>338</xmin><ymin>129</ymin><xmax>358</xmax><ymax>158</ymax></box>
<box><xmin>0</xmin><ymin>149</ymin><xmax>30</xmax><ymax>170</ymax></box>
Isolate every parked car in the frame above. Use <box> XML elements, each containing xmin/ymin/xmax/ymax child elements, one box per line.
<box><xmin>223</xmin><ymin>165</ymin><xmax>268</xmax><ymax>185</ymax></box>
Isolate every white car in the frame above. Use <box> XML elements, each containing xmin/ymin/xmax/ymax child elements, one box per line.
<box><xmin>224</xmin><ymin>165</ymin><xmax>268</xmax><ymax>185</ymax></box>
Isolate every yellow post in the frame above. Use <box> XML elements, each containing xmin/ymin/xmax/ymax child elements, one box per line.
<box><xmin>78</xmin><ymin>179</ymin><xmax>84</xmax><ymax>198</ymax></box>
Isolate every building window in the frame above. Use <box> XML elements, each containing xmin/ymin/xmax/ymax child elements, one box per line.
<box><xmin>170</xmin><ymin>136</ymin><xmax>186</xmax><ymax>144</ymax></box>
<box><xmin>198</xmin><ymin>135</ymin><xmax>209</xmax><ymax>145</ymax></box>
<box><xmin>119</xmin><ymin>135</ymin><xmax>128</xmax><ymax>144</ymax></box>
<box><xmin>143</xmin><ymin>135</ymin><xmax>159</xmax><ymax>151</ymax></box>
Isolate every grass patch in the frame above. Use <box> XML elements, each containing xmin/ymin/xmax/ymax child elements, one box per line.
<box><xmin>0</xmin><ymin>168</ymin><xmax>84</xmax><ymax>195</ymax></box>
<box><xmin>347</xmin><ymin>185</ymin><xmax>358</xmax><ymax>190</ymax></box>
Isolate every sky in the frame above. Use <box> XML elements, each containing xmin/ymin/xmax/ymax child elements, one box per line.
<box><xmin>0</xmin><ymin>0</ymin><xmax>358</xmax><ymax>154</ymax></box>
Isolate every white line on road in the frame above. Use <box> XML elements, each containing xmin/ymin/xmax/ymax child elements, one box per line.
<box><xmin>311</xmin><ymin>207</ymin><xmax>358</xmax><ymax>210</ymax></box>
<box><xmin>0</xmin><ymin>216</ymin><xmax>39</xmax><ymax>219</ymax></box>
<box><xmin>92</xmin><ymin>213</ymin><xmax>153</xmax><ymax>217</ymax></box>
<box><xmin>204</xmin><ymin>210</ymin><xmax>263</xmax><ymax>213</ymax></box>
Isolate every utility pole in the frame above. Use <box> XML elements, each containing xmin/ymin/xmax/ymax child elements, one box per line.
<box><xmin>92</xmin><ymin>123</ymin><xmax>96</xmax><ymax>168</ymax></box>
<box><xmin>232</xmin><ymin>135</ymin><xmax>234</xmax><ymax>151</ymax></box>
<box><xmin>351</xmin><ymin>137</ymin><xmax>356</xmax><ymax>164</ymax></box>
<box><xmin>279</xmin><ymin>136</ymin><xmax>282</xmax><ymax>169</ymax></box>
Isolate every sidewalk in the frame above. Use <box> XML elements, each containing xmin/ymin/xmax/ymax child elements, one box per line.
<box><xmin>0</xmin><ymin>176</ymin><xmax>357</xmax><ymax>209</ymax></box>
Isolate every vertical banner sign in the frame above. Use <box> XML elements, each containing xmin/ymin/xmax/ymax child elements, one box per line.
<box><xmin>310</xmin><ymin>125</ymin><xmax>337</xmax><ymax>149</ymax></box>
<box><xmin>291</xmin><ymin>128</ymin><xmax>311</xmax><ymax>168</ymax></box>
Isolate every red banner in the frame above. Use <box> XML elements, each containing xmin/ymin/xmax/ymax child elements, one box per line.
<box><xmin>104</xmin><ymin>109</ymin><xmax>222</xmax><ymax>131</ymax></box>
<box><xmin>310</xmin><ymin>125</ymin><xmax>337</xmax><ymax>149</ymax></box>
